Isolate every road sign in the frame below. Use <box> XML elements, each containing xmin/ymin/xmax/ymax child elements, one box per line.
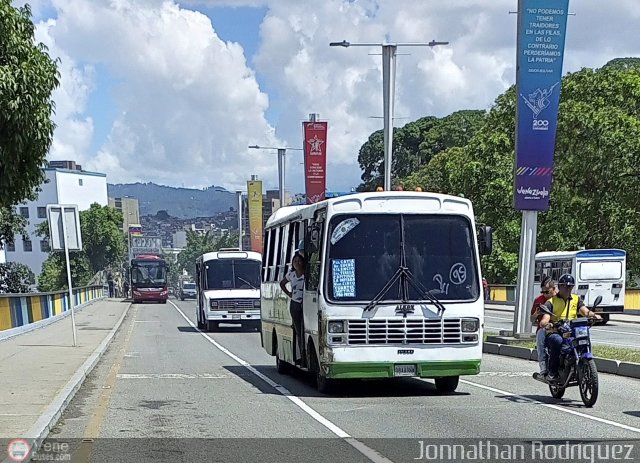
<box><xmin>47</xmin><ymin>205</ymin><xmax>82</xmax><ymax>251</ymax></box>
<box><xmin>131</xmin><ymin>236</ymin><xmax>162</xmax><ymax>256</ymax></box>
<box><xmin>46</xmin><ymin>204</ymin><xmax>81</xmax><ymax>347</ymax></box>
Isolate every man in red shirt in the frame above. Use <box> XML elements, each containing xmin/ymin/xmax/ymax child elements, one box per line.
<box><xmin>530</xmin><ymin>276</ymin><xmax>557</xmax><ymax>374</ymax></box>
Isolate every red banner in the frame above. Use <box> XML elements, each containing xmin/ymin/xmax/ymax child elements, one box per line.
<box><xmin>303</xmin><ymin>121</ymin><xmax>327</xmax><ymax>204</ymax></box>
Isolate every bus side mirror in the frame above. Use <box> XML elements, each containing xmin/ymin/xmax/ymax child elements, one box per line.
<box><xmin>306</xmin><ymin>225</ymin><xmax>320</xmax><ymax>254</ymax></box>
<box><xmin>478</xmin><ymin>225</ymin><xmax>493</xmax><ymax>255</ymax></box>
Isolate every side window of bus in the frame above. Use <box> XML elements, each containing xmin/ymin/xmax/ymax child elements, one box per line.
<box><xmin>305</xmin><ymin>215</ymin><xmax>325</xmax><ymax>292</ymax></box>
<box><xmin>262</xmin><ymin>229</ymin><xmax>270</xmax><ymax>282</ymax></box>
<box><xmin>267</xmin><ymin>228</ymin><xmax>278</xmax><ymax>281</ymax></box>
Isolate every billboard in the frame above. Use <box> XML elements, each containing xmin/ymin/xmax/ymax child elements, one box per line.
<box><xmin>131</xmin><ymin>236</ymin><xmax>162</xmax><ymax>256</ymax></box>
<box><xmin>303</xmin><ymin>121</ymin><xmax>328</xmax><ymax>204</ymax></box>
<box><xmin>247</xmin><ymin>180</ymin><xmax>263</xmax><ymax>253</ymax></box>
<box><xmin>128</xmin><ymin>224</ymin><xmax>143</xmax><ymax>237</ymax></box>
<box><xmin>514</xmin><ymin>0</ymin><xmax>570</xmax><ymax>210</ymax></box>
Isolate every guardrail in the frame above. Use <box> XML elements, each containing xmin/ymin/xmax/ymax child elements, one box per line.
<box><xmin>0</xmin><ymin>285</ymin><xmax>106</xmax><ymax>333</ymax></box>
<box><xmin>488</xmin><ymin>284</ymin><xmax>640</xmax><ymax>310</ymax></box>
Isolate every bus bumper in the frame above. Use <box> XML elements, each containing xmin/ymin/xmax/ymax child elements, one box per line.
<box><xmin>594</xmin><ymin>305</ymin><xmax>624</xmax><ymax>313</ymax></box>
<box><xmin>325</xmin><ymin>360</ymin><xmax>481</xmax><ymax>379</ymax></box>
<box><xmin>206</xmin><ymin>311</ymin><xmax>260</xmax><ymax>322</ymax></box>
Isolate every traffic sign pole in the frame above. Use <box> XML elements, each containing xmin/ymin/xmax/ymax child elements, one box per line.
<box><xmin>61</xmin><ymin>210</ymin><xmax>77</xmax><ymax>347</ymax></box>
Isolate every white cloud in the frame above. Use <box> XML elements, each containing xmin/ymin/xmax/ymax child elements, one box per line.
<box><xmin>39</xmin><ymin>0</ymin><xmax>281</xmax><ymax>191</ymax></box>
<box><xmin>32</xmin><ymin>0</ymin><xmax>640</xmax><ymax>194</ymax></box>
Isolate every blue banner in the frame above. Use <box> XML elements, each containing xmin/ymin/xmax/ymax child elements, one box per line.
<box><xmin>514</xmin><ymin>0</ymin><xmax>570</xmax><ymax>210</ymax></box>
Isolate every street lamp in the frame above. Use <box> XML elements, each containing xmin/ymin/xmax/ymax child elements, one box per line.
<box><xmin>248</xmin><ymin>145</ymin><xmax>303</xmax><ymax>207</ymax></box>
<box><xmin>236</xmin><ymin>190</ymin><xmax>243</xmax><ymax>251</ymax></box>
<box><xmin>330</xmin><ymin>39</ymin><xmax>449</xmax><ymax>191</ymax></box>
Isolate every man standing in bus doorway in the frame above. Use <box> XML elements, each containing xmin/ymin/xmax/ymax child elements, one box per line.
<box><xmin>280</xmin><ymin>253</ymin><xmax>306</xmax><ymax>366</ymax></box>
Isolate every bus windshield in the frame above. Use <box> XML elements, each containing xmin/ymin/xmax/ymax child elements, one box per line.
<box><xmin>131</xmin><ymin>262</ymin><xmax>167</xmax><ymax>288</ymax></box>
<box><xmin>326</xmin><ymin>214</ymin><xmax>479</xmax><ymax>302</ymax></box>
<box><xmin>205</xmin><ymin>259</ymin><xmax>261</xmax><ymax>290</ymax></box>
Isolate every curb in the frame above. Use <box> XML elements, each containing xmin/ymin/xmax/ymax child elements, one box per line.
<box><xmin>483</xmin><ymin>342</ymin><xmax>640</xmax><ymax>380</ymax></box>
<box><xmin>0</xmin><ymin>297</ymin><xmax>107</xmax><ymax>343</ymax></box>
<box><xmin>11</xmin><ymin>301</ymin><xmax>132</xmax><ymax>463</ymax></box>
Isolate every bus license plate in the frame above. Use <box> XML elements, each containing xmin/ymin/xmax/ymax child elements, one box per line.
<box><xmin>232</xmin><ymin>314</ymin><xmax>241</xmax><ymax>320</ymax></box>
<box><xmin>394</xmin><ymin>364</ymin><xmax>416</xmax><ymax>377</ymax></box>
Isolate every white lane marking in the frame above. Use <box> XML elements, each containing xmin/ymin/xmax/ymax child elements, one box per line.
<box><xmin>592</xmin><ymin>327</ymin><xmax>640</xmax><ymax>337</ymax></box>
<box><xmin>460</xmin><ymin>379</ymin><xmax>640</xmax><ymax>434</ymax></box>
<box><xmin>169</xmin><ymin>300</ymin><xmax>394</xmax><ymax>463</ymax></box>
<box><xmin>116</xmin><ymin>373</ymin><xmax>227</xmax><ymax>379</ymax></box>
<box><xmin>485</xmin><ymin>315</ymin><xmax>512</xmax><ymax>321</ymax></box>
<box><xmin>477</xmin><ymin>372</ymin><xmax>532</xmax><ymax>377</ymax></box>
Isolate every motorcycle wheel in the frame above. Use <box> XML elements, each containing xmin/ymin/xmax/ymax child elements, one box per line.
<box><xmin>549</xmin><ymin>383</ymin><xmax>565</xmax><ymax>399</ymax></box>
<box><xmin>578</xmin><ymin>358</ymin><xmax>599</xmax><ymax>407</ymax></box>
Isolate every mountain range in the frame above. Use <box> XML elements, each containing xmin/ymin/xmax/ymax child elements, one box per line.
<box><xmin>107</xmin><ymin>182</ymin><xmax>237</xmax><ymax>219</ymax></box>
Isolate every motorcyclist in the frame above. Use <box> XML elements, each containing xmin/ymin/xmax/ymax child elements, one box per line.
<box><xmin>540</xmin><ymin>273</ymin><xmax>601</xmax><ymax>383</ymax></box>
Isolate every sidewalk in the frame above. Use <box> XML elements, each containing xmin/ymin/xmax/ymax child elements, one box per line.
<box><xmin>0</xmin><ymin>299</ymin><xmax>129</xmax><ymax>442</ymax></box>
<box><xmin>485</xmin><ymin>303</ymin><xmax>640</xmax><ymax>324</ymax></box>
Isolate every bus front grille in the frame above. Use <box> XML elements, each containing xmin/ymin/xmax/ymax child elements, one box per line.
<box><xmin>213</xmin><ymin>299</ymin><xmax>255</xmax><ymax>311</ymax></box>
<box><xmin>346</xmin><ymin>318</ymin><xmax>462</xmax><ymax>345</ymax></box>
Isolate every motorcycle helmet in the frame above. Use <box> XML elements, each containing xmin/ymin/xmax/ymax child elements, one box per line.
<box><xmin>558</xmin><ymin>273</ymin><xmax>575</xmax><ymax>287</ymax></box>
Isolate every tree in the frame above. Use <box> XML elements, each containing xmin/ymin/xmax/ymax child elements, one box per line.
<box><xmin>356</xmin><ymin>110</ymin><xmax>485</xmax><ymax>191</ymax></box>
<box><xmin>177</xmin><ymin>231</ymin><xmax>240</xmax><ymax>278</ymax></box>
<box><xmin>404</xmin><ymin>60</ymin><xmax>640</xmax><ymax>283</ymax></box>
<box><xmin>36</xmin><ymin>204</ymin><xmax>126</xmax><ymax>289</ymax></box>
<box><xmin>0</xmin><ymin>262</ymin><xmax>35</xmax><ymax>293</ymax></box>
<box><xmin>0</xmin><ymin>207</ymin><xmax>26</xmax><ymax>249</ymax></box>
<box><xmin>0</xmin><ymin>2</ymin><xmax>60</xmax><ymax>209</ymax></box>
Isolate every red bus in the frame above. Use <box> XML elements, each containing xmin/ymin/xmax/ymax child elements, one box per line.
<box><xmin>130</xmin><ymin>255</ymin><xmax>169</xmax><ymax>304</ymax></box>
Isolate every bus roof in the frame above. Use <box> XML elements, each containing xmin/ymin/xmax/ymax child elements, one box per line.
<box><xmin>536</xmin><ymin>249</ymin><xmax>626</xmax><ymax>260</ymax></box>
<box><xmin>198</xmin><ymin>250</ymin><xmax>262</xmax><ymax>262</ymax></box>
<box><xmin>265</xmin><ymin>191</ymin><xmax>473</xmax><ymax>229</ymax></box>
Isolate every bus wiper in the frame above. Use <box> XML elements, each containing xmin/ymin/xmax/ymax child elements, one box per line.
<box><xmin>236</xmin><ymin>276</ymin><xmax>257</xmax><ymax>290</ymax></box>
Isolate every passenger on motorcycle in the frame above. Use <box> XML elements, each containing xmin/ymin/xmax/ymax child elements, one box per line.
<box><xmin>530</xmin><ymin>276</ymin><xmax>557</xmax><ymax>375</ymax></box>
<box><xmin>539</xmin><ymin>274</ymin><xmax>601</xmax><ymax>383</ymax></box>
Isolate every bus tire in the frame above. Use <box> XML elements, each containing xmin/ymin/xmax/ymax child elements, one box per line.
<box><xmin>207</xmin><ymin>321</ymin><xmax>218</xmax><ymax>332</ymax></box>
<box><xmin>275</xmin><ymin>338</ymin><xmax>291</xmax><ymax>375</ymax></box>
<box><xmin>435</xmin><ymin>376</ymin><xmax>459</xmax><ymax>394</ymax></box>
<box><xmin>309</xmin><ymin>345</ymin><xmax>335</xmax><ymax>394</ymax></box>
<box><xmin>197</xmin><ymin>310</ymin><xmax>205</xmax><ymax>329</ymax></box>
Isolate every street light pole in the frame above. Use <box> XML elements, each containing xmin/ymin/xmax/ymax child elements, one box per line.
<box><xmin>248</xmin><ymin>145</ymin><xmax>303</xmax><ymax>207</ymax></box>
<box><xmin>330</xmin><ymin>40</ymin><xmax>449</xmax><ymax>190</ymax></box>
<box><xmin>236</xmin><ymin>190</ymin><xmax>243</xmax><ymax>251</ymax></box>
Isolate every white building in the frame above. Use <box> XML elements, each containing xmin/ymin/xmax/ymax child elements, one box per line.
<box><xmin>4</xmin><ymin>161</ymin><xmax>108</xmax><ymax>278</ymax></box>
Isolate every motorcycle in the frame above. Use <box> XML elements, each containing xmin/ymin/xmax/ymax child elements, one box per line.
<box><xmin>533</xmin><ymin>295</ymin><xmax>602</xmax><ymax>407</ymax></box>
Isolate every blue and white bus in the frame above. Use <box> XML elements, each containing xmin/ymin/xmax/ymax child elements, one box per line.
<box><xmin>534</xmin><ymin>249</ymin><xmax>626</xmax><ymax>324</ymax></box>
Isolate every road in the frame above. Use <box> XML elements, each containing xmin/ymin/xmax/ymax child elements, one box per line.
<box><xmin>42</xmin><ymin>298</ymin><xmax>640</xmax><ymax>462</ymax></box>
<box><xmin>485</xmin><ymin>308</ymin><xmax>640</xmax><ymax>349</ymax></box>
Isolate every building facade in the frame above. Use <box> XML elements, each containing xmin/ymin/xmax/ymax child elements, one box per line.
<box><xmin>108</xmin><ymin>196</ymin><xmax>141</xmax><ymax>233</ymax></box>
<box><xmin>5</xmin><ymin>161</ymin><xmax>108</xmax><ymax>278</ymax></box>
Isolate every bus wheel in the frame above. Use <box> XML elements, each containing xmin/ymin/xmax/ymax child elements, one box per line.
<box><xmin>435</xmin><ymin>376</ymin><xmax>459</xmax><ymax>394</ymax></box>
<box><xmin>207</xmin><ymin>321</ymin><xmax>218</xmax><ymax>332</ymax></box>
<box><xmin>275</xmin><ymin>340</ymin><xmax>291</xmax><ymax>375</ymax></box>
<box><xmin>310</xmin><ymin>348</ymin><xmax>335</xmax><ymax>394</ymax></box>
<box><xmin>197</xmin><ymin>310</ymin><xmax>205</xmax><ymax>329</ymax></box>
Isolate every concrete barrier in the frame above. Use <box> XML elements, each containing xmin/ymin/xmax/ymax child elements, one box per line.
<box><xmin>483</xmin><ymin>342</ymin><xmax>640</xmax><ymax>380</ymax></box>
<box><xmin>0</xmin><ymin>286</ymin><xmax>105</xmax><ymax>339</ymax></box>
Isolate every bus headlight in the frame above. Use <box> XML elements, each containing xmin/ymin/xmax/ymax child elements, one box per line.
<box><xmin>328</xmin><ymin>321</ymin><xmax>346</xmax><ymax>333</ymax></box>
<box><xmin>462</xmin><ymin>318</ymin><xmax>479</xmax><ymax>332</ymax></box>
<box><xmin>210</xmin><ymin>300</ymin><xmax>218</xmax><ymax>309</ymax></box>
<box><xmin>253</xmin><ymin>300</ymin><xmax>261</xmax><ymax>308</ymax></box>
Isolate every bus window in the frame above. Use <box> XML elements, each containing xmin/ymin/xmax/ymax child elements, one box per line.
<box><xmin>579</xmin><ymin>261</ymin><xmax>623</xmax><ymax>281</ymax></box>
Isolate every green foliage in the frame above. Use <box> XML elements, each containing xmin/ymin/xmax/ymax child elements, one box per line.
<box><xmin>36</xmin><ymin>204</ymin><xmax>126</xmax><ymax>289</ymax></box>
<box><xmin>357</xmin><ymin>110</ymin><xmax>486</xmax><ymax>191</ymax></box>
<box><xmin>0</xmin><ymin>262</ymin><xmax>35</xmax><ymax>293</ymax></box>
<box><xmin>177</xmin><ymin>231</ymin><xmax>240</xmax><ymax>278</ymax></box>
<box><xmin>0</xmin><ymin>2</ymin><xmax>60</xmax><ymax>208</ymax></box>
<box><xmin>396</xmin><ymin>61</ymin><xmax>640</xmax><ymax>283</ymax></box>
<box><xmin>38</xmin><ymin>252</ymin><xmax>93</xmax><ymax>292</ymax></box>
<box><xmin>0</xmin><ymin>206</ymin><xmax>26</xmax><ymax>248</ymax></box>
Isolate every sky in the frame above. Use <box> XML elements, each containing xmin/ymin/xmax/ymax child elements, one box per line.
<box><xmin>14</xmin><ymin>0</ymin><xmax>640</xmax><ymax>194</ymax></box>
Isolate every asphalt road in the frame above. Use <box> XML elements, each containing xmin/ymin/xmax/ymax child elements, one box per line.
<box><xmin>41</xmin><ymin>297</ymin><xmax>640</xmax><ymax>463</ymax></box>
<box><xmin>485</xmin><ymin>308</ymin><xmax>640</xmax><ymax>349</ymax></box>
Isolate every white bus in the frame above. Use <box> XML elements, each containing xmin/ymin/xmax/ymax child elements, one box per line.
<box><xmin>195</xmin><ymin>249</ymin><xmax>262</xmax><ymax>331</ymax></box>
<box><xmin>534</xmin><ymin>249</ymin><xmax>626</xmax><ymax>324</ymax></box>
<box><xmin>260</xmin><ymin>191</ymin><xmax>492</xmax><ymax>393</ymax></box>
